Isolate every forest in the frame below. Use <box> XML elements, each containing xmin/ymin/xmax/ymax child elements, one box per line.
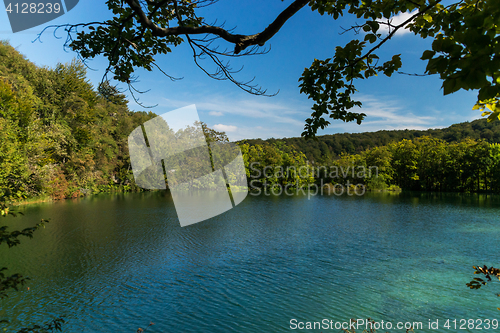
<box><xmin>1</xmin><ymin>40</ymin><xmax>500</xmax><ymax>203</ymax></box>
<box><xmin>241</xmin><ymin>119</ymin><xmax>500</xmax><ymax>163</ymax></box>
<box><xmin>240</xmin><ymin>136</ymin><xmax>500</xmax><ymax>193</ymax></box>
<box><xmin>0</xmin><ymin>41</ymin><xmax>155</xmax><ymax>201</ymax></box>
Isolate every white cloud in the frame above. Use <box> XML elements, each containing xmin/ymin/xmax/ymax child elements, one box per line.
<box><xmin>378</xmin><ymin>10</ymin><xmax>417</xmax><ymax>36</ymax></box>
<box><xmin>161</xmin><ymin>95</ymin><xmax>308</xmax><ymax>126</ymax></box>
<box><xmin>224</xmin><ymin>125</ymin><xmax>300</xmax><ymax>141</ymax></box>
<box><xmin>159</xmin><ymin>94</ymin><xmax>444</xmax><ymax>140</ymax></box>
<box><xmin>213</xmin><ymin>124</ymin><xmax>238</xmax><ymax>132</ymax></box>
<box><xmin>196</xmin><ymin>99</ymin><xmax>306</xmax><ymax>126</ymax></box>
<box><xmin>157</xmin><ymin>95</ymin><xmax>309</xmax><ymax>140</ymax></box>
<box><xmin>325</xmin><ymin>94</ymin><xmax>437</xmax><ymax>133</ymax></box>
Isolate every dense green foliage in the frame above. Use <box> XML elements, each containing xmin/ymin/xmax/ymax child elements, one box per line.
<box><xmin>1</xmin><ymin>40</ymin><xmax>498</xmax><ymax>198</ymax></box>
<box><xmin>0</xmin><ymin>40</ymin><xmax>313</xmax><ymax>198</ymax></box>
<box><xmin>240</xmin><ymin>142</ymin><xmax>314</xmax><ymax>190</ymax></box>
<box><xmin>0</xmin><ymin>41</ymin><xmax>155</xmax><ymax>201</ymax></box>
<box><xmin>241</xmin><ymin>118</ymin><xmax>500</xmax><ymax>163</ymax></box>
<box><xmin>315</xmin><ymin>137</ymin><xmax>500</xmax><ymax>193</ymax></box>
<box><xmin>242</xmin><ymin>133</ymin><xmax>500</xmax><ymax>193</ymax></box>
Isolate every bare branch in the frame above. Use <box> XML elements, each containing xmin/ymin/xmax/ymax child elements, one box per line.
<box><xmin>124</xmin><ymin>0</ymin><xmax>310</xmax><ymax>53</ymax></box>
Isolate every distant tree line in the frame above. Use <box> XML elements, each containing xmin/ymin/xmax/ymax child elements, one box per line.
<box><xmin>240</xmin><ymin>136</ymin><xmax>500</xmax><ymax>193</ymax></box>
<box><xmin>315</xmin><ymin>137</ymin><xmax>500</xmax><ymax>193</ymax></box>
<box><xmin>241</xmin><ymin>118</ymin><xmax>500</xmax><ymax>164</ymax></box>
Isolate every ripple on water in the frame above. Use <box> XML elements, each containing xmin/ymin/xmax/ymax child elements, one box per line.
<box><xmin>1</xmin><ymin>192</ymin><xmax>500</xmax><ymax>332</ymax></box>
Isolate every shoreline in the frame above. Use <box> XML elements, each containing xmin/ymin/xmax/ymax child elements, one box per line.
<box><xmin>12</xmin><ymin>197</ymin><xmax>54</xmax><ymax>207</ymax></box>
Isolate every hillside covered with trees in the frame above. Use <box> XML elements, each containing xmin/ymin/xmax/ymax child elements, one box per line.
<box><xmin>1</xmin><ymin>40</ymin><xmax>500</xmax><ymax>202</ymax></box>
<box><xmin>242</xmin><ymin>136</ymin><xmax>500</xmax><ymax>194</ymax></box>
<box><xmin>241</xmin><ymin>119</ymin><xmax>500</xmax><ymax>163</ymax></box>
<box><xmin>0</xmin><ymin>41</ymin><xmax>155</xmax><ymax>201</ymax></box>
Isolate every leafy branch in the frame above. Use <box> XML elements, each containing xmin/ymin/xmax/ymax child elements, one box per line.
<box><xmin>467</xmin><ymin>265</ymin><xmax>500</xmax><ymax>310</ymax></box>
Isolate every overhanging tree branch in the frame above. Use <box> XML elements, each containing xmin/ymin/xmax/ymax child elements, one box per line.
<box><xmin>36</xmin><ymin>0</ymin><xmax>500</xmax><ymax>134</ymax></box>
<box><xmin>124</xmin><ymin>0</ymin><xmax>310</xmax><ymax>53</ymax></box>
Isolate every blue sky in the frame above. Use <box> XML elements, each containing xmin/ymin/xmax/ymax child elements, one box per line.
<box><xmin>0</xmin><ymin>0</ymin><xmax>481</xmax><ymax>141</ymax></box>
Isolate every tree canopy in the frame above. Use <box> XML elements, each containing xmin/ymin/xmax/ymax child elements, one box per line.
<box><xmin>0</xmin><ymin>41</ymin><xmax>155</xmax><ymax>201</ymax></box>
<box><xmin>242</xmin><ymin>117</ymin><xmax>500</xmax><ymax>163</ymax></box>
<box><xmin>41</xmin><ymin>0</ymin><xmax>500</xmax><ymax>137</ymax></box>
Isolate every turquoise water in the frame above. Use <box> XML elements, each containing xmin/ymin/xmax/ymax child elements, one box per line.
<box><xmin>1</xmin><ymin>192</ymin><xmax>500</xmax><ymax>332</ymax></box>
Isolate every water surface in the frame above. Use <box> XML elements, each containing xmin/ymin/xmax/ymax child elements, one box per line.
<box><xmin>2</xmin><ymin>191</ymin><xmax>500</xmax><ymax>332</ymax></box>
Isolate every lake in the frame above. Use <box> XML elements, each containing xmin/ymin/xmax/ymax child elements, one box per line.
<box><xmin>2</xmin><ymin>191</ymin><xmax>500</xmax><ymax>332</ymax></box>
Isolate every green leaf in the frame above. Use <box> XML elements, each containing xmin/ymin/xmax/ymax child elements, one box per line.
<box><xmin>421</xmin><ymin>50</ymin><xmax>435</xmax><ymax>60</ymax></box>
<box><xmin>364</xmin><ymin>33</ymin><xmax>377</xmax><ymax>43</ymax></box>
<box><xmin>443</xmin><ymin>79</ymin><xmax>459</xmax><ymax>95</ymax></box>
<box><xmin>382</xmin><ymin>7</ymin><xmax>392</xmax><ymax>19</ymax></box>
